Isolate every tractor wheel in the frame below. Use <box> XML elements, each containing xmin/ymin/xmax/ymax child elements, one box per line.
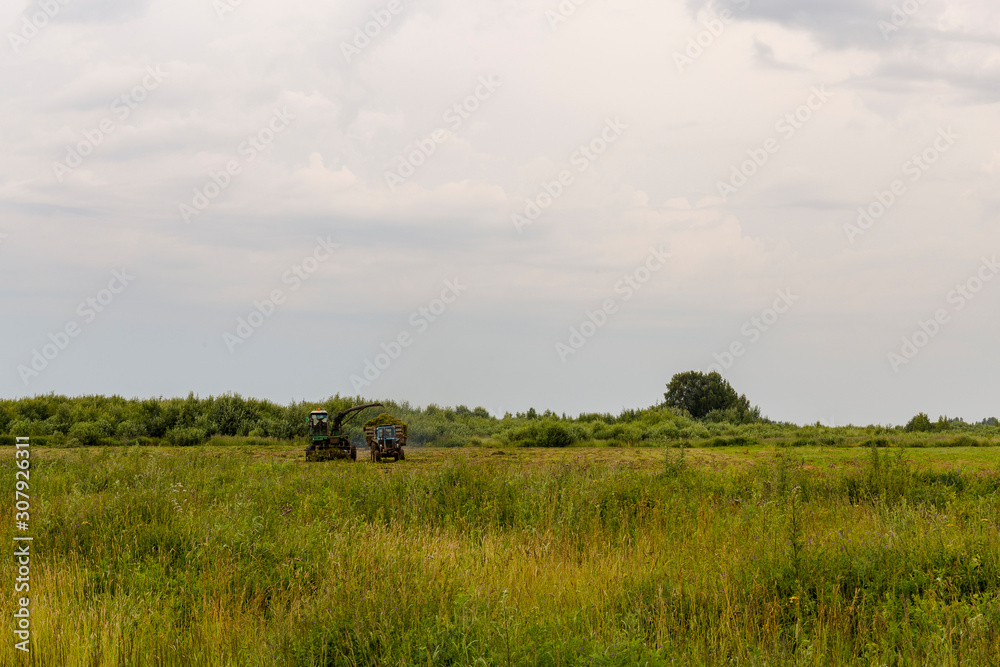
<box><xmin>398</xmin><ymin>449</ymin><xmax>405</xmax><ymax>461</ymax></box>
<box><xmin>350</xmin><ymin>446</ymin><xmax>357</xmax><ymax>461</ymax></box>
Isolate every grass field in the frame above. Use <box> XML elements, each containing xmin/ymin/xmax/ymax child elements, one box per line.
<box><xmin>2</xmin><ymin>443</ymin><xmax>1000</xmax><ymax>666</ymax></box>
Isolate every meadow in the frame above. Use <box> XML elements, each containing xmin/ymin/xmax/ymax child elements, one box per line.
<box><xmin>2</xmin><ymin>442</ymin><xmax>999</xmax><ymax>666</ymax></box>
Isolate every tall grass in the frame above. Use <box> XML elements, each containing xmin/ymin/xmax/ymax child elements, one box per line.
<box><xmin>2</xmin><ymin>446</ymin><xmax>999</xmax><ymax>665</ymax></box>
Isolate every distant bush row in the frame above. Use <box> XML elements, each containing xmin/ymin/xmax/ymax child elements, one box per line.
<box><xmin>1</xmin><ymin>392</ymin><xmax>997</xmax><ymax>449</ymax></box>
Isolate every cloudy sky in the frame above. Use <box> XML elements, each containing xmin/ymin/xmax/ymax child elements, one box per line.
<box><xmin>2</xmin><ymin>0</ymin><xmax>998</xmax><ymax>425</ymax></box>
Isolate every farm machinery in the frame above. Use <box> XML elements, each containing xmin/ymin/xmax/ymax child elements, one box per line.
<box><xmin>364</xmin><ymin>420</ymin><xmax>407</xmax><ymax>462</ymax></box>
<box><xmin>304</xmin><ymin>403</ymin><xmax>383</xmax><ymax>462</ymax></box>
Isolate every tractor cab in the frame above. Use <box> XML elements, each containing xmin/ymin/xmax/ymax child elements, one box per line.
<box><xmin>309</xmin><ymin>411</ymin><xmax>330</xmax><ymax>438</ymax></box>
<box><xmin>375</xmin><ymin>425</ymin><xmax>397</xmax><ymax>448</ymax></box>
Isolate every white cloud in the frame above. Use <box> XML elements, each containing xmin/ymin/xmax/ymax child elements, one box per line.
<box><xmin>2</xmin><ymin>0</ymin><xmax>999</xmax><ymax>424</ymax></box>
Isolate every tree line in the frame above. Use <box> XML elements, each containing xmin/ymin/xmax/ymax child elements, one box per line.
<box><xmin>0</xmin><ymin>372</ymin><xmax>995</xmax><ymax>448</ymax></box>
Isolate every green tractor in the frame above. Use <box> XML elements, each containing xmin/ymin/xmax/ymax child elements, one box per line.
<box><xmin>305</xmin><ymin>402</ymin><xmax>383</xmax><ymax>462</ymax></box>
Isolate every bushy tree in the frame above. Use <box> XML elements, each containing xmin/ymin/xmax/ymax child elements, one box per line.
<box><xmin>664</xmin><ymin>371</ymin><xmax>759</xmax><ymax>422</ymax></box>
<box><xmin>68</xmin><ymin>421</ymin><xmax>105</xmax><ymax>446</ymax></box>
<box><xmin>116</xmin><ymin>420</ymin><xmax>144</xmax><ymax>442</ymax></box>
<box><xmin>904</xmin><ymin>412</ymin><xmax>934</xmax><ymax>432</ymax></box>
<box><xmin>539</xmin><ymin>422</ymin><xmax>573</xmax><ymax>447</ymax></box>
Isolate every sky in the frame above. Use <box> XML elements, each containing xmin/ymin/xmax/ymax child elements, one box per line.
<box><xmin>1</xmin><ymin>0</ymin><xmax>998</xmax><ymax>426</ymax></box>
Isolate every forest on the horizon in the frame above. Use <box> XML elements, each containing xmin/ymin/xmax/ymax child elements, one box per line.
<box><xmin>2</xmin><ymin>386</ymin><xmax>997</xmax><ymax>449</ymax></box>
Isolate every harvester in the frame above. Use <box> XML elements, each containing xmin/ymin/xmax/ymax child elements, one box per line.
<box><xmin>305</xmin><ymin>402</ymin><xmax>383</xmax><ymax>462</ymax></box>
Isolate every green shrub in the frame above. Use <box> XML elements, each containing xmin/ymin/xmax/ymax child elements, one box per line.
<box><xmin>776</xmin><ymin>438</ymin><xmax>813</xmax><ymax>447</ymax></box>
<box><xmin>705</xmin><ymin>436</ymin><xmax>756</xmax><ymax>447</ymax></box>
<box><xmin>504</xmin><ymin>421</ymin><xmax>576</xmax><ymax>447</ymax></box>
<box><xmin>116</xmin><ymin>420</ymin><xmax>145</xmax><ymax>441</ymax></box>
<box><xmin>539</xmin><ymin>422</ymin><xmax>573</xmax><ymax>447</ymax></box>
<box><xmin>1</xmin><ymin>433</ymin><xmax>61</xmax><ymax>447</ymax></box>
<box><xmin>261</xmin><ymin>418</ymin><xmax>293</xmax><ymax>439</ymax></box>
<box><xmin>7</xmin><ymin>419</ymin><xmax>32</xmax><ymax>437</ymax></box>
<box><xmin>68</xmin><ymin>421</ymin><xmax>105</xmax><ymax>447</ymax></box>
<box><xmin>165</xmin><ymin>427</ymin><xmax>208</xmax><ymax>447</ymax></box>
<box><xmin>941</xmin><ymin>435</ymin><xmax>981</xmax><ymax>448</ymax></box>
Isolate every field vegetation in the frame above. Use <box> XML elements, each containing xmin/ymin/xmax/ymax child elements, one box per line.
<box><xmin>3</xmin><ymin>376</ymin><xmax>999</xmax><ymax>664</ymax></box>
<box><xmin>2</xmin><ymin>442</ymin><xmax>1000</xmax><ymax>665</ymax></box>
